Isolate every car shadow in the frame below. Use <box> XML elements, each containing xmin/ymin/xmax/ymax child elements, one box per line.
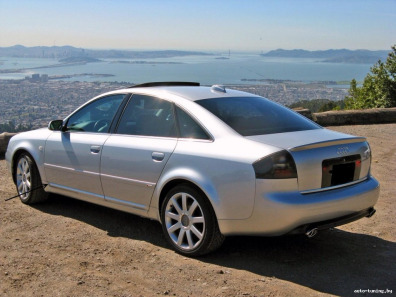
<box><xmin>33</xmin><ymin>194</ymin><xmax>395</xmax><ymax>296</ymax></box>
<box><xmin>32</xmin><ymin>194</ymin><xmax>167</xmax><ymax>248</ymax></box>
<box><xmin>206</xmin><ymin>231</ymin><xmax>395</xmax><ymax>295</ymax></box>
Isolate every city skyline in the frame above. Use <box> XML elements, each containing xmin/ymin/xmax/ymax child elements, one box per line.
<box><xmin>1</xmin><ymin>0</ymin><xmax>395</xmax><ymax>51</ymax></box>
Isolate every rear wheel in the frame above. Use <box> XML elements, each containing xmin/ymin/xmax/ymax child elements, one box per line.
<box><xmin>15</xmin><ymin>153</ymin><xmax>48</xmax><ymax>204</ymax></box>
<box><xmin>161</xmin><ymin>185</ymin><xmax>224</xmax><ymax>256</ymax></box>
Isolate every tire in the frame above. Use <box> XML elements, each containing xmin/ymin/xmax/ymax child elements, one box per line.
<box><xmin>160</xmin><ymin>184</ymin><xmax>224</xmax><ymax>256</ymax></box>
<box><xmin>15</xmin><ymin>153</ymin><xmax>48</xmax><ymax>204</ymax></box>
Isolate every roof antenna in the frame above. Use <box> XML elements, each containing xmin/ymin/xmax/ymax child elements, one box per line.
<box><xmin>211</xmin><ymin>85</ymin><xmax>226</xmax><ymax>93</ymax></box>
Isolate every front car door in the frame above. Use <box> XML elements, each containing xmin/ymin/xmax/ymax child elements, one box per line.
<box><xmin>44</xmin><ymin>94</ymin><xmax>126</xmax><ymax>200</ymax></box>
<box><xmin>100</xmin><ymin>94</ymin><xmax>178</xmax><ymax>212</ymax></box>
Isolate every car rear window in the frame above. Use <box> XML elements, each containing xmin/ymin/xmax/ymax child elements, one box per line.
<box><xmin>196</xmin><ymin>96</ymin><xmax>320</xmax><ymax>136</ymax></box>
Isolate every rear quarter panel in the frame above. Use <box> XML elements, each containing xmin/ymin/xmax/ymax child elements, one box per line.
<box><xmin>151</xmin><ymin>137</ymin><xmax>273</xmax><ymax>221</ymax></box>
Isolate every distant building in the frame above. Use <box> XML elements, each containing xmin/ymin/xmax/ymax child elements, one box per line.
<box><xmin>27</xmin><ymin>73</ymin><xmax>49</xmax><ymax>83</ymax></box>
<box><xmin>31</xmin><ymin>74</ymin><xmax>40</xmax><ymax>82</ymax></box>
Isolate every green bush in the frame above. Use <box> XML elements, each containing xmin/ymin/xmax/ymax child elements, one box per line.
<box><xmin>345</xmin><ymin>45</ymin><xmax>396</xmax><ymax>109</ymax></box>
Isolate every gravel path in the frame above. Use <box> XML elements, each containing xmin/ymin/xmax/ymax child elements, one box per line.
<box><xmin>1</xmin><ymin>124</ymin><xmax>395</xmax><ymax>297</ymax></box>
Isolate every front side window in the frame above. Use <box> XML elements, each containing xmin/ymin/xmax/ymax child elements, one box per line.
<box><xmin>196</xmin><ymin>96</ymin><xmax>320</xmax><ymax>136</ymax></box>
<box><xmin>66</xmin><ymin>94</ymin><xmax>125</xmax><ymax>133</ymax></box>
<box><xmin>116</xmin><ymin>94</ymin><xmax>177</xmax><ymax>137</ymax></box>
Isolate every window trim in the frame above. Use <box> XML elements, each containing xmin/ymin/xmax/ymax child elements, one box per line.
<box><xmin>63</xmin><ymin>93</ymin><xmax>130</xmax><ymax>134</ymax></box>
<box><xmin>113</xmin><ymin>93</ymin><xmax>178</xmax><ymax>138</ymax></box>
<box><xmin>112</xmin><ymin>93</ymin><xmax>214</xmax><ymax>141</ymax></box>
<box><xmin>108</xmin><ymin>94</ymin><xmax>132</xmax><ymax>133</ymax></box>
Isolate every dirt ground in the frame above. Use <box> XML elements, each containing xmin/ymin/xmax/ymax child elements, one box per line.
<box><xmin>0</xmin><ymin>124</ymin><xmax>395</xmax><ymax>297</ymax></box>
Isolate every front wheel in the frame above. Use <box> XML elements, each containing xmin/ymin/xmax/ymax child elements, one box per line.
<box><xmin>161</xmin><ymin>185</ymin><xmax>224</xmax><ymax>256</ymax></box>
<box><xmin>15</xmin><ymin>153</ymin><xmax>48</xmax><ymax>204</ymax></box>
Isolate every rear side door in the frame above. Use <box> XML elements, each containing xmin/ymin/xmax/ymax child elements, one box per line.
<box><xmin>100</xmin><ymin>94</ymin><xmax>178</xmax><ymax>211</ymax></box>
<box><xmin>44</xmin><ymin>94</ymin><xmax>126</xmax><ymax>199</ymax></box>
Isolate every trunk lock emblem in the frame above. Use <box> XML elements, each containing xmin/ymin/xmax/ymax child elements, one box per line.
<box><xmin>337</xmin><ymin>146</ymin><xmax>350</xmax><ymax>155</ymax></box>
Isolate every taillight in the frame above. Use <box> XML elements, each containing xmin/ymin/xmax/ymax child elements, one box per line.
<box><xmin>253</xmin><ymin>150</ymin><xmax>297</xmax><ymax>179</ymax></box>
<box><xmin>364</xmin><ymin>142</ymin><xmax>372</xmax><ymax>173</ymax></box>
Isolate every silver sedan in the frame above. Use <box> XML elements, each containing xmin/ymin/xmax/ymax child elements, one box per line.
<box><xmin>6</xmin><ymin>82</ymin><xmax>380</xmax><ymax>256</ymax></box>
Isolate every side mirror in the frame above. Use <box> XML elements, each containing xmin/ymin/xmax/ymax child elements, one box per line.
<box><xmin>48</xmin><ymin>120</ymin><xmax>64</xmax><ymax>131</ymax></box>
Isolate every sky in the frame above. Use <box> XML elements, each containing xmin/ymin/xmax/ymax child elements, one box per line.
<box><xmin>0</xmin><ymin>0</ymin><xmax>395</xmax><ymax>52</ymax></box>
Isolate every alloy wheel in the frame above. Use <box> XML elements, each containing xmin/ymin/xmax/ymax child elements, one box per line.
<box><xmin>16</xmin><ymin>156</ymin><xmax>31</xmax><ymax>200</ymax></box>
<box><xmin>164</xmin><ymin>192</ymin><xmax>205</xmax><ymax>251</ymax></box>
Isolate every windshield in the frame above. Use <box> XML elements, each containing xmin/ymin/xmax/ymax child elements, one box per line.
<box><xmin>196</xmin><ymin>96</ymin><xmax>320</xmax><ymax>136</ymax></box>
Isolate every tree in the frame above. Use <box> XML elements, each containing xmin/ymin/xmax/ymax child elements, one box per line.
<box><xmin>318</xmin><ymin>101</ymin><xmax>340</xmax><ymax>112</ymax></box>
<box><xmin>345</xmin><ymin>45</ymin><xmax>396</xmax><ymax>109</ymax></box>
<box><xmin>0</xmin><ymin>121</ymin><xmax>32</xmax><ymax>134</ymax></box>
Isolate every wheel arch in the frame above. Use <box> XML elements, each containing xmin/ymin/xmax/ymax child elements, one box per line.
<box><xmin>151</xmin><ymin>171</ymin><xmax>221</xmax><ymax>223</ymax></box>
<box><xmin>11</xmin><ymin>148</ymin><xmax>49</xmax><ymax>204</ymax></box>
<box><xmin>11</xmin><ymin>148</ymin><xmax>43</xmax><ymax>185</ymax></box>
<box><xmin>158</xmin><ymin>179</ymin><xmax>216</xmax><ymax>220</ymax></box>
<box><xmin>11</xmin><ymin>149</ymin><xmax>30</xmax><ymax>184</ymax></box>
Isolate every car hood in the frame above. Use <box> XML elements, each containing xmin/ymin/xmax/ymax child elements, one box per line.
<box><xmin>10</xmin><ymin>128</ymin><xmax>52</xmax><ymax>141</ymax></box>
<box><xmin>246</xmin><ymin>128</ymin><xmax>366</xmax><ymax>151</ymax></box>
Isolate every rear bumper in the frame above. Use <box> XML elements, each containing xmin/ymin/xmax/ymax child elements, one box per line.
<box><xmin>218</xmin><ymin>175</ymin><xmax>380</xmax><ymax>236</ymax></box>
<box><xmin>287</xmin><ymin>207</ymin><xmax>376</xmax><ymax>235</ymax></box>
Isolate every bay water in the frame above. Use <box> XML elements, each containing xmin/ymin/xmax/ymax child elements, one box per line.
<box><xmin>0</xmin><ymin>53</ymin><xmax>372</xmax><ymax>86</ymax></box>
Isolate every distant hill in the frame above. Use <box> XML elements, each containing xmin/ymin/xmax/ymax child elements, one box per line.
<box><xmin>0</xmin><ymin>45</ymin><xmax>86</xmax><ymax>59</ymax></box>
<box><xmin>261</xmin><ymin>49</ymin><xmax>388</xmax><ymax>64</ymax></box>
<box><xmin>0</xmin><ymin>45</ymin><xmax>211</xmax><ymax>59</ymax></box>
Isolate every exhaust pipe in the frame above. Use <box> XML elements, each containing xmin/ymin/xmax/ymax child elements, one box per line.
<box><xmin>305</xmin><ymin>228</ymin><xmax>318</xmax><ymax>238</ymax></box>
<box><xmin>366</xmin><ymin>208</ymin><xmax>376</xmax><ymax>218</ymax></box>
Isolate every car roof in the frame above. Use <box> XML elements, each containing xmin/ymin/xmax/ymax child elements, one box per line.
<box><xmin>113</xmin><ymin>83</ymin><xmax>258</xmax><ymax>102</ymax></box>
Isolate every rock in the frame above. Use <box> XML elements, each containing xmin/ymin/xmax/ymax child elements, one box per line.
<box><xmin>0</xmin><ymin>132</ymin><xmax>17</xmax><ymax>157</ymax></box>
<box><xmin>294</xmin><ymin>108</ymin><xmax>314</xmax><ymax>120</ymax></box>
<box><xmin>313</xmin><ymin>108</ymin><xmax>396</xmax><ymax>126</ymax></box>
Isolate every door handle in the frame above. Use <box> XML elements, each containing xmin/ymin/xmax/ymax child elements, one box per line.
<box><xmin>90</xmin><ymin>145</ymin><xmax>101</xmax><ymax>154</ymax></box>
<box><xmin>152</xmin><ymin>152</ymin><xmax>165</xmax><ymax>162</ymax></box>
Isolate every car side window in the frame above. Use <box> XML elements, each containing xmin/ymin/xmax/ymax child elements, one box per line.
<box><xmin>66</xmin><ymin>94</ymin><xmax>125</xmax><ymax>133</ymax></box>
<box><xmin>175</xmin><ymin>106</ymin><xmax>210</xmax><ymax>140</ymax></box>
<box><xmin>116</xmin><ymin>94</ymin><xmax>177</xmax><ymax>137</ymax></box>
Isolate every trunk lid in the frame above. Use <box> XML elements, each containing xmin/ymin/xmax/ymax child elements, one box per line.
<box><xmin>247</xmin><ymin>129</ymin><xmax>371</xmax><ymax>192</ymax></box>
